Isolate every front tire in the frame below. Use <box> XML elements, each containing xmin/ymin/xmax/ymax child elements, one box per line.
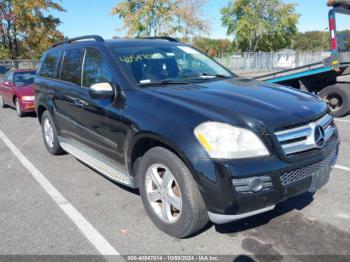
<box><xmin>319</xmin><ymin>84</ymin><xmax>350</xmax><ymax>117</ymax></box>
<box><xmin>41</xmin><ymin>111</ymin><xmax>64</xmax><ymax>155</ymax></box>
<box><xmin>15</xmin><ymin>97</ymin><xmax>24</xmax><ymax>117</ymax></box>
<box><xmin>0</xmin><ymin>95</ymin><xmax>6</xmax><ymax>108</ymax></box>
<box><xmin>138</xmin><ymin>147</ymin><xmax>208</xmax><ymax>238</ymax></box>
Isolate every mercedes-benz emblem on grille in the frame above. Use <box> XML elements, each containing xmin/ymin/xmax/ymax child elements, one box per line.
<box><xmin>314</xmin><ymin>125</ymin><xmax>326</xmax><ymax>148</ymax></box>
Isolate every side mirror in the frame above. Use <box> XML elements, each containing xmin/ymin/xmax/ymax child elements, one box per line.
<box><xmin>89</xmin><ymin>82</ymin><xmax>114</xmax><ymax>99</ymax></box>
<box><xmin>3</xmin><ymin>81</ymin><xmax>13</xmax><ymax>87</ymax></box>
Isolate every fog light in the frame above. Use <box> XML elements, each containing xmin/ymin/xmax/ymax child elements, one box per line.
<box><xmin>249</xmin><ymin>178</ymin><xmax>263</xmax><ymax>193</ymax></box>
<box><xmin>232</xmin><ymin>176</ymin><xmax>272</xmax><ymax>194</ymax></box>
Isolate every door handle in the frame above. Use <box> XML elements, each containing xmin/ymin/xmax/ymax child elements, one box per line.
<box><xmin>74</xmin><ymin>98</ymin><xmax>88</xmax><ymax>108</ymax></box>
<box><xmin>74</xmin><ymin>99</ymin><xmax>83</xmax><ymax>107</ymax></box>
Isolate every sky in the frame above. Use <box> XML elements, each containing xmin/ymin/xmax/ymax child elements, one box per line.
<box><xmin>51</xmin><ymin>0</ymin><xmax>345</xmax><ymax>39</ymax></box>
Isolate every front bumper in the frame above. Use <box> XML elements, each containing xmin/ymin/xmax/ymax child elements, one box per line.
<box><xmin>20</xmin><ymin>100</ymin><xmax>35</xmax><ymax>112</ymax></box>
<box><xmin>190</xmin><ymin>135</ymin><xmax>339</xmax><ymax>224</ymax></box>
<box><xmin>208</xmin><ymin>205</ymin><xmax>276</xmax><ymax>224</ymax></box>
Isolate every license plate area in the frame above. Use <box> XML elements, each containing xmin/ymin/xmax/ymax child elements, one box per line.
<box><xmin>281</xmin><ymin>148</ymin><xmax>337</xmax><ymax>187</ymax></box>
<box><xmin>309</xmin><ymin>166</ymin><xmax>331</xmax><ymax>193</ymax></box>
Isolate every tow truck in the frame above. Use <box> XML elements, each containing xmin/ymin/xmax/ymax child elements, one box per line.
<box><xmin>256</xmin><ymin>0</ymin><xmax>350</xmax><ymax>117</ymax></box>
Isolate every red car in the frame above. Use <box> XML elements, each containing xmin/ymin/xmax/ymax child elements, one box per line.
<box><xmin>0</xmin><ymin>69</ymin><xmax>36</xmax><ymax>117</ymax></box>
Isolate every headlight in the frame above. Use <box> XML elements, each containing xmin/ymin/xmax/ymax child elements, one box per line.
<box><xmin>21</xmin><ymin>96</ymin><xmax>35</xmax><ymax>101</ymax></box>
<box><xmin>194</xmin><ymin>122</ymin><xmax>269</xmax><ymax>159</ymax></box>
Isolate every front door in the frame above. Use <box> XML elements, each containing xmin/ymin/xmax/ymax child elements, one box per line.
<box><xmin>74</xmin><ymin>47</ymin><xmax>123</xmax><ymax>164</ymax></box>
<box><xmin>0</xmin><ymin>71</ymin><xmax>14</xmax><ymax>105</ymax></box>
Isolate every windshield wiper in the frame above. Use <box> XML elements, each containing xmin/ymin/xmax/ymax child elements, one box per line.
<box><xmin>183</xmin><ymin>73</ymin><xmax>232</xmax><ymax>82</ymax></box>
<box><xmin>199</xmin><ymin>73</ymin><xmax>232</xmax><ymax>79</ymax></box>
<box><xmin>137</xmin><ymin>79</ymin><xmax>191</xmax><ymax>87</ymax></box>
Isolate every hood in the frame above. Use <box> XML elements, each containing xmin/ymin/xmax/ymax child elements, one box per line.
<box><xmin>142</xmin><ymin>78</ymin><xmax>328</xmax><ymax>132</ymax></box>
<box><xmin>15</xmin><ymin>85</ymin><xmax>35</xmax><ymax>96</ymax></box>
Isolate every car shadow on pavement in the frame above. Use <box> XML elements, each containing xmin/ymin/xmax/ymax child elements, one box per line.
<box><xmin>234</xmin><ymin>255</ymin><xmax>256</xmax><ymax>262</ymax></box>
<box><xmin>0</xmin><ymin>106</ymin><xmax>36</xmax><ymax>118</ymax></box>
<box><xmin>213</xmin><ymin>192</ymin><xmax>314</xmax><ymax>235</ymax></box>
<box><xmin>184</xmin><ymin>193</ymin><xmax>314</xmax><ymax>238</ymax></box>
<box><xmin>26</xmin><ymin>112</ymin><xmax>37</xmax><ymax>118</ymax></box>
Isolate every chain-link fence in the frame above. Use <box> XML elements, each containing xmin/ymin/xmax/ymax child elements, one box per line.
<box><xmin>0</xmin><ymin>54</ymin><xmax>333</xmax><ymax>77</ymax></box>
<box><xmin>217</xmin><ymin>52</ymin><xmax>331</xmax><ymax>74</ymax></box>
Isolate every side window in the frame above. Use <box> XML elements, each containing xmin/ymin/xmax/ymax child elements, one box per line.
<box><xmin>7</xmin><ymin>71</ymin><xmax>14</xmax><ymax>82</ymax></box>
<box><xmin>82</xmin><ymin>48</ymin><xmax>112</xmax><ymax>88</ymax></box>
<box><xmin>60</xmin><ymin>48</ymin><xmax>82</xmax><ymax>85</ymax></box>
<box><xmin>3</xmin><ymin>71</ymin><xmax>10</xmax><ymax>81</ymax></box>
<box><xmin>39</xmin><ymin>52</ymin><xmax>61</xmax><ymax>79</ymax></box>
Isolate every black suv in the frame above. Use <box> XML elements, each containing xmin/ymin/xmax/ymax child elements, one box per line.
<box><xmin>35</xmin><ymin>35</ymin><xmax>339</xmax><ymax>238</ymax></box>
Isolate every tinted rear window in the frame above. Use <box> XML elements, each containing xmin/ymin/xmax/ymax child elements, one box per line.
<box><xmin>39</xmin><ymin>52</ymin><xmax>61</xmax><ymax>78</ymax></box>
<box><xmin>60</xmin><ymin>48</ymin><xmax>82</xmax><ymax>85</ymax></box>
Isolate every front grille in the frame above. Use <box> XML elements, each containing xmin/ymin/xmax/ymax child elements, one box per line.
<box><xmin>280</xmin><ymin>148</ymin><xmax>337</xmax><ymax>186</ymax></box>
<box><xmin>275</xmin><ymin>114</ymin><xmax>336</xmax><ymax>155</ymax></box>
<box><xmin>277</xmin><ymin>113</ymin><xmax>326</xmax><ymax>132</ymax></box>
<box><xmin>278</xmin><ymin>120</ymin><xmax>313</xmax><ymax>132</ymax></box>
<box><xmin>280</xmin><ymin>136</ymin><xmax>307</xmax><ymax>145</ymax></box>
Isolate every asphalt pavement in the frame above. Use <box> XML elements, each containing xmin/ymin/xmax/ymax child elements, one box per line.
<box><xmin>0</xmin><ymin>107</ymin><xmax>350</xmax><ymax>261</ymax></box>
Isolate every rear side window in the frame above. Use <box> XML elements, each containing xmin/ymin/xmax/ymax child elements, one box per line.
<box><xmin>82</xmin><ymin>48</ymin><xmax>112</xmax><ymax>87</ymax></box>
<box><xmin>39</xmin><ymin>52</ymin><xmax>61</xmax><ymax>79</ymax></box>
<box><xmin>60</xmin><ymin>48</ymin><xmax>82</xmax><ymax>85</ymax></box>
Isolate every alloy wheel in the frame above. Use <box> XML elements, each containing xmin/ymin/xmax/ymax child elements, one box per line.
<box><xmin>15</xmin><ymin>99</ymin><xmax>21</xmax><ymax>115</ymax></box>
<box><xmin>145</xmin><ymin>164</ymin><xmax>182</xmax><ymax>224</ymax></box>
<box><xmin>43</xmin><ymin>118</ymin><xmax>55</xmax><ymax>148</ymax></box>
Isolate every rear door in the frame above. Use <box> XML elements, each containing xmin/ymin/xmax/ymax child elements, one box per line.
<box><xmin>53</xmin><ymin>47</ymin><xmax>84</xmax><ymax>140</ymax></box>
<box><xmin>0</xmin><ymin>71</ymin><xmax>9</xmax><ymax>103</ymax></box>
<box><xmin>36</xmin><ymin>50</ymin><xmax>62</xmax><ymax>119</ymax></box>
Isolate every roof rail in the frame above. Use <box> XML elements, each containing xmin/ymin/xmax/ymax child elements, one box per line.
<box><xmin>51</xmin><ymin>35</ymin><xmax>105</xmax><ymax>48</ymax></box>
<box><xmin>141</xmin><ymin>36</ymin><xmax>179</xmax><ymax>42</ymax></box>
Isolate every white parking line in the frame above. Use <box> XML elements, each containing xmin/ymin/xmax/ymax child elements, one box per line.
<box><xmin>335</xmin><ymin>165</ymin><xmax>350</xmax><ymax>172</ymax></box>
<box><xmin>335</xmin><ymin>118</ymin><xmax>350</xmax><ymax>123</ymax></box>
<box><xmin>0</xmin><ymin>129</ymin><xmax>120</xmax><ymax>256</ymax></box>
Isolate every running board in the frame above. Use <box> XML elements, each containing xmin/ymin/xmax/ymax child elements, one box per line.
<box><xmin>58</xmin><ymin>137</ymin><xmax>136</xmax><ymax>188</ymax></box>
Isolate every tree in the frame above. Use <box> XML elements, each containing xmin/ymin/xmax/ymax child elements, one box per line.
<box><xmin>221</xmin><ymin>0</ymin><xmax>299</xmax><ymax>52</ymax></box>
<box><xmin>174</xmin><ymin>0</ymin><xmax>208</xmax><ymax>41</ymax></box>
<box><xmin>192</xmin><ymin>37</ymin><xmax>234</xmax><ymax>57</ymax></box>
<box><xmin>0</xmin><ymin>0</ymin><xmax>64</xmax><ymax>59</ymax></box>
<box><xmin>292</xmin><ymin>31</ymin><xmax>331</xmax><ymax>51</ymax></box>
<box><xmin>112</xmin><ymin>0</ymin><xmax>208</xmax><ymax>38</ymax></box>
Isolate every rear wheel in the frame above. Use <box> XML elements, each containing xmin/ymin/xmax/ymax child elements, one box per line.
<box><xmin>319</xmin><ymin>84</ymin><xmax>350</xmax><ymax>117</ymax></box>
<box><xmin>41</xmin><ymin>111</ymin><xmax>64</xmax><ymax>155</ymax></box>
<box><xmin>15</xmin><ymin>97</ymin><xmax>24</xmax><ymax>117</ymax></box>
<box><xmin>138</xmin><ymin>147</ymin><xmax>208</xmax><ymax>238</ymax></box>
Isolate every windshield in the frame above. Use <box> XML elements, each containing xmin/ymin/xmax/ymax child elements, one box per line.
<box><xmin>14</xmin><ymin>71</ymin><xmax>36</xmax><ymax>86</ymax></box>
<box><xmin>110</xmin><ymin>44</ymin><xmax>233</xmax><ymax>86</ymax></box>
